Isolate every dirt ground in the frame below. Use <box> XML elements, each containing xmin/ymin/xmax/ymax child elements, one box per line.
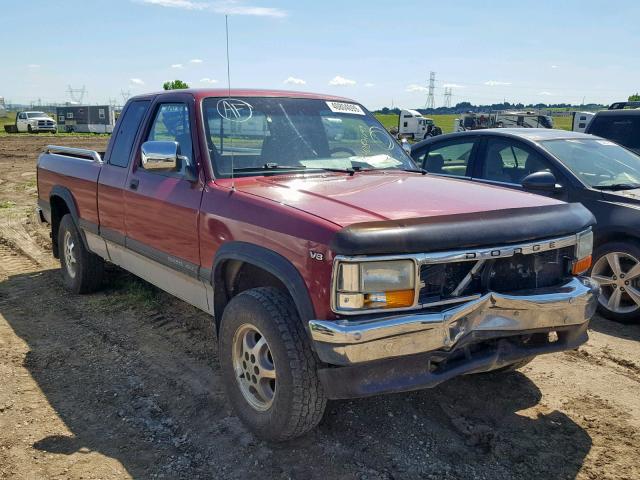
<box><xmin>0</xmin><ymin>135</ymin><xmax>639</xmax><ymax>480</ymax></box>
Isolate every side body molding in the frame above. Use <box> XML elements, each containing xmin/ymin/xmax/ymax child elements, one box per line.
<box><xmin>212</xmin><ymin>242</ymin><xmax>316</xmax><ymax>324</ymax></box>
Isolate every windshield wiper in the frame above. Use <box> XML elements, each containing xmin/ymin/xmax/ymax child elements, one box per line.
<box><xmin>318</xmin><ymin>166</ymin><xmax>367</xmax><ymax>176</ymax></box>
<box><xmin>593</xmin><ymin>183</ymin><xmax>640</xmax><ymax>191</ymax></box>
<box><xmin>399</xmin><ymin>168</ymin><xmax>428</xmax><ymax>175</ymax></box>
<box><xmin>233</xmin><ymin>163</ymin><xmax>308</xmax><ymax>172</ymax></box>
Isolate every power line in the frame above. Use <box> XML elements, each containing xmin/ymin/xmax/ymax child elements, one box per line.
<box><xmin>67</xmin><ymin>85</ymin><xmax>86</xmax><ymax>104</ymax></box>
<box><xmin>443</xmin><ymin>87</ymin><xmax>452</xmax><ymax>108</ymax></box>
<box><xmin>424</xmin><ymin>72</ymin><xmax>436</xmax><ymax>109</ymax></box>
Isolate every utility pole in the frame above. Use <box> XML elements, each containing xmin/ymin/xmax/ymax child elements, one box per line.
<box><xmin>120</xmin><ymin>89</ymin><xmax>131</xmax><ymax>105</ymax></box>
<box><xmin>424</xmin><ymin>71</ymin><xmax>436</xmax><ymax>109</ymax></box>
<box><xmin>443</xmin><ymin>87</ymin><xmax>452</xmax><ymax>108</ymax></box>
<box><xmin>67</xmin><ymin>85</ymin><xmax>87</xmax><ymax>104</ymax></box>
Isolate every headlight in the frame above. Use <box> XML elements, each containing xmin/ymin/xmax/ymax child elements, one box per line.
<box><xmin>335</xmin><ymin>259</ymin><xmax>416</xmax><ymax>311</ymax></box>
<box><xmin>573</xmin><ymin>229</ymin><xmax>593</xmax><ymax>274</ymax></box>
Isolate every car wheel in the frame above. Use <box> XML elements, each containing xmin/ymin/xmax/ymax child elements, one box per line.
<box><xmin>58</xmin><ymin>214</ymin><xmax>104</xmax><ymax>294</ymax></box>
<box><xmin>219</xmin><ymin>287</ymin><xmax>327</xmax><ymax>441</ymax></box>
<box><xmin>27</xmin><ymin>125</ymin><xmax>32</xmax><ymax>133</ymax></box>
<box><xmin>591</xmin><ymin>241</ymin><xmax>640</xmax><ymax>323</ymax></box>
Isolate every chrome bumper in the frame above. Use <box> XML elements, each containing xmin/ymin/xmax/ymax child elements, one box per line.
<box><xmin>309</xmin><ymin>277</ymin><xmax>599</xmax><ymax>365</ymax></box>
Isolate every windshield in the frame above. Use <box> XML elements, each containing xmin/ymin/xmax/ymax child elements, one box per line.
<box><xmin>541</xmin><ymin>138</ymin><xmax>640</xmax><ymax>188</ymax></box>
<box><xmin>26</xmin><ymin>112</ymin><xmax>47</xmax><ymax>118</ymax></box>
<box><xmin>202</xmin><ymin>97</ymin><xmax>415</xmax><ymax>177</ymax></box>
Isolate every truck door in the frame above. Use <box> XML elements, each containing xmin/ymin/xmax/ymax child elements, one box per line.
<box><xmin>16</xmin><ymin>112</ymin><xmax>28</xmax><ymax>132</ymax></box>
<box><xmin>123</xmin><ymin>95</ymin><xmax>204</xmax><ymax>276</ymax></box>
<box><xmin>98</xmin><ymin>99</ymin><xmax>151</xmax><ymax>242</ymax></box>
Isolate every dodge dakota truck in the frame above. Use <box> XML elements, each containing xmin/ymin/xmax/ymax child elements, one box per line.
<box><xmin>36</xmin><ymin>89</ymin><xmax>599</xmax><ymax>441</ymax></box>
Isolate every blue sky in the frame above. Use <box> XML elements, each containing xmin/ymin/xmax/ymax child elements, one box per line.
<box><xmin>1</xmin><ymin>0</ymin><xmax>638</xmax><ymax>109</ymax></box>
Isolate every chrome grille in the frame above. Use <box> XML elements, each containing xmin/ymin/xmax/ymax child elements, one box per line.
<box><xmin>419</xmin><ymin>246</ymin><xmax>574</xmax><ymax>306</ymax></box>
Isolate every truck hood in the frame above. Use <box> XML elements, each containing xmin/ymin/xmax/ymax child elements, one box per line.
<box><xmin>235</xmin><ymin>171</ymin><xmax>564</xmax><ymax>227</ymax></box>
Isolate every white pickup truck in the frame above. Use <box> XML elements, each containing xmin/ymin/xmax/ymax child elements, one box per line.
<box><xmin>13</xmin><ymin>111</ymin><xmax>57</xmax><ymax>133</ymax></box>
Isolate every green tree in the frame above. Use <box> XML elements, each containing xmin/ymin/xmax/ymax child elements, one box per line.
<box><xmin>163</xmin><ymin>80</ymin><xmax>190</xmax><ymax>90</ymax></box>
<box><xmin>629</xmin><ymin>93</ymin><xmax>640</xmax><ymax>101</ymax></box>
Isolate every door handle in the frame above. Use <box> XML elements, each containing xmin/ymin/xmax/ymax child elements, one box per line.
<box><xmin>129</xmin><ymin>178</ymin><xmax>139</xmax><ymax>190</ymax></box>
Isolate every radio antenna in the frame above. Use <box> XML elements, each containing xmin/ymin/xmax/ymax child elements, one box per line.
<box><xmin>225</xmin><ymin>14</ymin><xmax>236</xmax><ymax>191</ymax></box>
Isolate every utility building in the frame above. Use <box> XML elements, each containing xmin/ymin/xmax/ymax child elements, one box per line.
<box><xmin>56</xmin><ymin>105</ymin><xmax>115</xmax><ymax>133</ymax></box>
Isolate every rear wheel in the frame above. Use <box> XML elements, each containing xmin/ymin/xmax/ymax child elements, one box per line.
<box><xmin>58</xmin><ymin>214</ymin><xmax>104</xmax><ymax>294</ymax></box>
<box><xmin>591</xmin><ymin>241</ymin><xmax>640</xmax><ymax>323</ymax></box>
<box><xmin>219</xmin><ymin>287</ymin><xmax>326</xmax><ymax>441</ymax></box>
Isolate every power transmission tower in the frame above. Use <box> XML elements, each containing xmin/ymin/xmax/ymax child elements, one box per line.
<box><xmin>443</xmin><ymin>87</ymin><xmax>452</xmax><ymax>108</ymax></box>
<box><xmin>120</xmin><ymin>89</ymin><xmax>131</xmax><ymax>105</ymax></box>
<box><xmin>424</xmin><ymin>72</ymin><xmax>436</xmax><ymax>109</ymax></box>
<box><xmin>67</xmin><ymin>85</ymin><xmax>86</xmax><ymax>104</ymax></box>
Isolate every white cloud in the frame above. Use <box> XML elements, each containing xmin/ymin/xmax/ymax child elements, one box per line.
<box><xmin>484</xmin><ymin>80</ymin><xmax>512</xmax><ymax>86</ymax></box>
<box><xmin>284</xmin><ymin>76</ymin><xmax>306</xmax><ymax>85</ymax></box>
<box><xmin>139</xmin><ymin>0</ymin><xmax>207</xmax><ymax>9</ymax></box>
<box><xmin>329</xmin><ymin>75</ymin><xmax>356</xmax><ymax>86</ymax></box>
<box><xmin>538</xmin><ymin>91</ymin><xmax>553</xmax><ymax>96</ymax></box>
<box><xmin>171</xmin><ymin>63</ymin><xmax>184</xmax><ymax>69</ymax></box>
<box><xmin>406</xmin><ymin>84</ymin><xmax>428</xmax><ymax>92</ymax></box>
<box><xmin>551</xmin><ymin>65</ymin><xmax>559</xmax><ymax>69</ymax></box>
<box><xmin>200</xmin><ymin>77</ymin><xmax>218</xmax><ymax>84</ymax></box>
<box><xmin>364</xmin><ymin>82</ymin><xmax>375</xmax><ymax>87</ymax></box>
<box><xmin>443</xmin><ymin>83</ymin><xmax>464</xmax><ymax>89</ymax></box>
<box><xmin>212</xmin><ymin>2</ymin><xmax>287</xmax><ymax>17</ymax></box>
<box><xmin>190</xmin><ymin>58</ymin><xmax>203</xmax><ymax>64</ymax></box>
<box><xmin>130</xmin><ymin>78</ymin><xmax>145</xmax><ymax>85</ymax></box>
<box><xmin>137</xmin><ymin>0</ymin><xmax>287</xmax><ymax>17</ymax></box>
<box><xmin>27</xmin><ymin>64</ymin><xmax>40</xmax><ymax>69</ymax></box>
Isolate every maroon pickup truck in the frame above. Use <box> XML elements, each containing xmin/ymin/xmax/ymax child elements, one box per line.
<box><xmin>37</xmin><ymin>89</ymin><xmax>599</xmax><ymax>440</ymax></box>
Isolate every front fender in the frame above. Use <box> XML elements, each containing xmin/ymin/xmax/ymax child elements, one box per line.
<box><xmin>212</xmin><ymin>241</ymin><xmax>316</xmax><ymax>325</ymax></box>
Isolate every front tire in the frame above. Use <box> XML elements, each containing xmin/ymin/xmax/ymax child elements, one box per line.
<box><xmin>591</xmin><ymin>241</ymin><xmax>640</xmax><ymax>323</ymax></box>
<box><xmin>58</xmin><ymin>214</ymin><xmax>104</xmax><ymax>294</ymax></box>
<box><xmin>219</xmin><ymin>287</ymin><xmax>326</xmax><ymax>441</ymax></box>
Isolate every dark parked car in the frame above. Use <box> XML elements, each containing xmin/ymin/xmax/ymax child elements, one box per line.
<box><xmin>411</xmin><ymin>128</ymin><xmax>640</xmax><ymax>323</ymax></box>
<box><xmin>585</xmin><ymin>102</ymin><xmax>640</xmax><ymax>154</ymax></box>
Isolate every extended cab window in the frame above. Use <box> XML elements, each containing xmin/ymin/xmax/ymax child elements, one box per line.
<box><xmin>108</xmin><ymin>100</ymin><xmax>149</xmax><ymax>168</ymax></box>
<box><xmin>202</xmin><ymin>97</ymin><xmax>414</xmax><ymax>177</ymax></box>
<box><xmin>422</xmin><ymin>140</ymin><xmax>474</xmax><ymax>177</ymax></box>
<box><xmin>142</xmin><ymin>103</ymin><xmax>193</xmax><ymax>174</ymax></box>
<box><xmin>480</xmin><ymin>138</ymin><xmax>551</xmax><ymax>184</ymax></box>
<box><xmin>589</xmin><ymin>116</ymin><xmax>640</xmax><ymax>150</ymax></box>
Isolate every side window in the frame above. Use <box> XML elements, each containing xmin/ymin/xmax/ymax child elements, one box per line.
<box><xmin>143</xmin><ymin>103</ymin><xmax>193</xmax><ymax>174</ymax></box>
<box><xmin>18</xmin><ymin>113</ymin><xmax>26</xmax><ymax>120</ymax></box>
<box><xmin>108</xmin><ymin>100</ymin><xmax>150</xmax><ymax>168</ymax></box>
<box><xmin>480</xmin><ymin>138</ymin><xmax>551</xmax><ymax>184</ymax></box>
<box><xmin>423</xmin><ymin>140</ymin><xmax>474</xmax><ymax>177</ymax></box>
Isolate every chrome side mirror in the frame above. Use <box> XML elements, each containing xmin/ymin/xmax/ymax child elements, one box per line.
<box><xmin>141</xmin><ymin>141</ymin><xmax>179</xmax><ymax>171</ymax></box>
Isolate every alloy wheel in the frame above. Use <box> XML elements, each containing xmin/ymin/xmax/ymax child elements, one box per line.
<box><xmin>231</xmin><ymin>323</ymin><xmax>277</xmax><ymax>411</ymax></box>
<box><xmin>592</xmin><ymin>251</ymin><xmax>640</xmax><ymax>314</ymax></box>
<box><xmin>63</xmin><ymin>230</ymin><xmax>77</xmax><ymax>279</ymax></box>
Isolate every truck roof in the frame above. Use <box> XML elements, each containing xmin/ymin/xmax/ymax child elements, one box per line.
<box><xmin>129</xmin><ymin>88</ymin><xmax>357</xmax><ymax>103</ymax></box>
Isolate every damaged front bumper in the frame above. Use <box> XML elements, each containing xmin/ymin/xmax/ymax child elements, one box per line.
<box><xmin>309</xmin><ymin>276</ymin><xmax>599</xmax><ymax>398</ymax></box>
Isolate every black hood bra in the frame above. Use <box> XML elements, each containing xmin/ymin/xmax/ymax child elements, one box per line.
<box><xmin>331</xmin><ymin>203</ymin><xmax>595</xmax><ymax>256</ymax></box>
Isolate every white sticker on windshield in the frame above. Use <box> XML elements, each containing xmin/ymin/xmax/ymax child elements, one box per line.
<box><xmin>217</xmin><ymin>98</ymin><xmax>253</xmax><ymax>122</ymax></box>
<box><xmin>326</xmin><ymin>101</ymin><xmax>365</xmax><ymax>115</ymax></box>
<box><xmin>596</xmin><ymin>140</ymin><xmax>616</xmax><ymax>146</ymax></box>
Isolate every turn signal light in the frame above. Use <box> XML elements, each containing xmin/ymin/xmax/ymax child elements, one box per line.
<box><xmin>572</xmin><ymin>255</ymin><xmax>592</xmax><ymax>275</ymax></box>
<box><xmin>364</xmin><ymin>289</ymin><xmax>414</xmax><ymax>309</ymax></box>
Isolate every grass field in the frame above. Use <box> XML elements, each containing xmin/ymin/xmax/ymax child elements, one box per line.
<box><xmin>374</xmin><ymin>113</ymin><xmax>572</xmax><ymax>134</ymax></box>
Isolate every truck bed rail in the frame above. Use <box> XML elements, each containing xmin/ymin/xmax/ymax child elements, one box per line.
<box><xmin>43</xmin><ymin>145</ymin><xmax>103</xmax><ymax>163</ymax></box>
